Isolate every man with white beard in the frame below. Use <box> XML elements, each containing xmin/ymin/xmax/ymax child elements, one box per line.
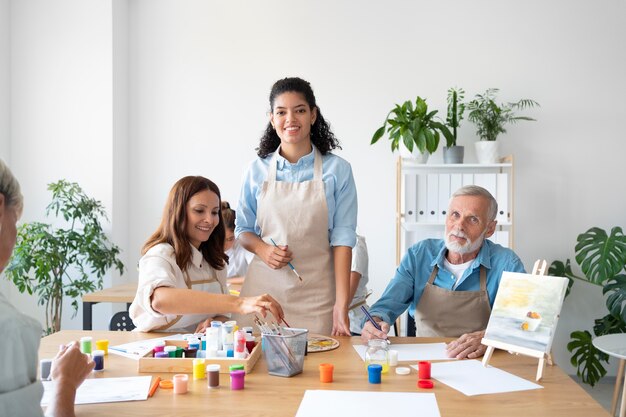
<box><xmin>361</xmin><ymin>185</ymin><xmax>525</xmax><ymax>359</ymax></box>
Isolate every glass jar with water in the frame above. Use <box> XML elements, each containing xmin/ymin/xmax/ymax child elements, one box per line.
<box><xmin>365</xmin><ymin>339</ymin><xmax>389</xmax><ymax>374</ymax></box>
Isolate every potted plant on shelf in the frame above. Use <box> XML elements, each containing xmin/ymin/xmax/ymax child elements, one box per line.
<box><xmin>443</xmin><ymin>87</ymin><xmax>466</xmax><ymax>164</ymax></box>
<box><xmin>549</xmin><ymin>226</ymin><xmax>626</xmax><ymax>387</ymax></box>
<box><xmin>371</xmin><ymin>96</ymin><xmax>453</xmax><ymax>163</ymax></box>
<box><xmin>5</xmin><ymin>179</ymin><xmax>125</xmax><ymax>334</ymax></box>
<box><xmin>467</xmin><ymin>88</ymin><xmax>539</xmax><ymax>164</ymax></box>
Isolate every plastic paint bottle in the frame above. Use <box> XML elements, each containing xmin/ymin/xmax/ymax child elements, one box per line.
<box><xmin>230</xmin><ymin>370</ymin><xmax>245</xmax><ymax>390</ymax></box>
<box><xmin>173</xmin><ymin>374</ymin><xmax>188</xmax><ymax>394</ymax></box>
<box><xmin>234</xmin><ymin>330</ymin><xmax>247</xmax><ymax>359</ymax></box>
<box><xmin>164</xmin><ymin>345</ymin><xmax>177</xmax><ymax>358</ymax></box>
<box><xmin>80</xmin><ymin>336</ymin><xmax>93</xmax><ymax>354</ymax></box>
<box><xmin>92</xmin><ymin>350</ymin><xmax>105</xmax><ymax>371</ymax></box>
<box><xmin>210</xmin><ymin>321</ymin><xmax>223</xmax><ymax>350</ymax></box>
<box><xmin>368</xmin><ymin>364</ymin><xmax>382</xmax><ymax>384</ymax></box>
<box><xmin>193</xmin><ymin>358</ymin><xmax>206</xmax><ymax>380</ymax></box>
<box><xmin>95</xmin><ymin>339</ymin><xmax>109</xmax><ymax>355</ymax></box>
<box><xmin>206</xmin><ymin>327</ymin><xmax>220</xmax><ymax>351</ymax></box>
<box><xmin>207</xmin><ymin>364</ymin><xmax>220</xmax><ymax>388</ymax></box>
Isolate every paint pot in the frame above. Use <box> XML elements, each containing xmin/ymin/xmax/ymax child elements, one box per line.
<box><xmin>388</xmin><ymin>349</ymin><xmax>398</xmax><ymax>366</ymax></box>
<box><xmin>184</xmin><ymin>348</ymin><xmax>198</xmax><ymax>358</ymax></box>
<box><xmin>230</xmin><ymin>370</ymin><xmax>245</xmax><ymax>390</ymax></box>
<box><xmin>319</xmin><ymin>363</ymin><xmax>334</xmax><ymax>383</ymax></box>
<box><xmin>173</xmin><ymin>374</ymin><xmax>188</xmax><ymax>394</ymax></box>
<box><xmin>367</xmin><ymin>364</ymin><xmax>382</xmax><ymax>384</ymax></box>
<box><xmin>95</xmin><ymin>339</ymin><xmax>109</xmax><ymax>355</ymax></box>
<box><xmin>207</xmin><ymin>364</ymin><xmax>220</xmax><ymax>388</ymax></box>
<box><xmin>40</xmin><ymin>359</ymin><xmax>52</xmax><ymax>380</ymax></box>
<box><xmin>92</xmin><ymin>350</ymin><xmax>105</xmax><ymax>371</ymax></box>
<box><xmin>80</xmin><ymin>336</ymin><xmax>93</xmax><ymax>354</ymax></box>
<box><xmin>154</xmin><ymin>351</ymin><xmax>168</xmax><ymax>359</ymax></box>
<box><xmin>193</xmin><ymin>358</ymin><xmax>206</xmax><ymax>380</ymax></box>
<box><xmin>164</xmin><ymin>345</ymin><xmax>177</xmax><ymax>358</ymax></box>
<box><xmin>175</xmin><ymin>347</ymin><xmax>184</xmax><ymax>358</ymax></box>
<box><xmin>153</xmin><ymin>340</ymin><xmax>166</xmax><ymax>356</ymax></box>
<box><xmin>418</xmin><ymin>361</ymin><xmax>431</xmax><ymax>380</ymax></box>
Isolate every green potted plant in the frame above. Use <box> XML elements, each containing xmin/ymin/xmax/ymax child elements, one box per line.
<box><xmin>371</xmin><ymin>96</ymin><xmax>453</xmax><ymax>163</ymax></box>
<box><xmin>467</xmin><ymin>88</ymin><xmax>539</xmax><ymax>163</ymax></box>
<box><xmin>443</xmin><ymin>87</ymin><xmax>466</xmax><ymax>164</ymax></box>
<box><xmin>549</xmin><ymin>226</ymin><xmax>626</xmax><ymax>386</ymax></box>
<box><xmin>5</xmin><ymin>179</ymin><xmax>125</xmax><ymax>334</ymax></box>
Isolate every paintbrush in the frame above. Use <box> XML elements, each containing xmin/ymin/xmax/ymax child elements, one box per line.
<box><xmin>269</xmin><ymin>238</ymin><xmax>303</xmax><ymax>282</ymax></box>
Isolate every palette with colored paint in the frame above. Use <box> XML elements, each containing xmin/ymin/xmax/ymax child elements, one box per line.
<box><xmin>307</xmin><ymin>335</ymin><xmax>340</xmax><ymax>353</ymax></box>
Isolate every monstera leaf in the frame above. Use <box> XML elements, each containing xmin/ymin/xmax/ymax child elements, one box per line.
<box><xmin>567</xmin><ymin>330</ymin><xmax>608</xmax><ymax>387</ymax></box>
<box><xmin>593</xmin><ymin>313</ymin><xmax>626</xmax><ymax>336</ymax></box>
<box><xmin>604</xmin><ymin>274</ymin><xmax>626</xmax><ymax>323</ymax></box>
<box><xmin>575</xmin><ymin>227</ymin><xmax>626</xmax><ymax>284</ymax></box>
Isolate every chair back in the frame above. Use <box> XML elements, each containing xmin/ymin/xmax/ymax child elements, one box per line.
<box><xmin>109</xmin><ymin>311</ymin><xmax>136</xmax><ymax>331</ymax></box>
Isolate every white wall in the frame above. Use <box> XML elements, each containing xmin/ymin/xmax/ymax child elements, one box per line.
<box><xmin>8</xmin><ymin>0</ymin><xmax>118</xmax><ymax>329</ymax></box>
<box><xmin>0</xmin><ymin>0</ymin><xmax>8</xmax><ymax>160</ymax></box>
<box><xmin>0</xmin><ymin>0</ymin><xmax>11</xmax><ymax>299</ymax></box>
<box><xmin>2</xmin><ymin>0</ymin><xmax>625</xmax><ymax>377</ymax></box>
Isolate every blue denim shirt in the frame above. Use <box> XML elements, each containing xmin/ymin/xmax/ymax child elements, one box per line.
<box><xmin>235</xmin><ymin>145</ymin><xmax>357</xmax><ymax>248</ymax></box>
<box><xmin>367</xmin><ymin>239</ymin><xmax>526</xmax><ymax>326</ymax></box>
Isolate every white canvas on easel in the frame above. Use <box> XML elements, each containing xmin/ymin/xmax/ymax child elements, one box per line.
<box><xmin>481</xmin><ymin>260</ymin><xmax>568</xmax><ymax>381</ymax></box>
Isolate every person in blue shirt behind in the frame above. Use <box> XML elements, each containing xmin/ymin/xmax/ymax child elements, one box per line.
<box><xmin>234</xmin><ymin>77</ymin><xmax>357</xmax><ymax>336</ymax></box>
<box><xmin>361</xmin><ymin>185</ymin><xmax>525</xmax><ymax>359</ymax></box>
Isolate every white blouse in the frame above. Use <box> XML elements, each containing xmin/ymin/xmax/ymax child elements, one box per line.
<box><xmin>129</xmin><ymin>243</ymin><xmax>228</xmax><ymax>332</ymax></box>
<box><xmin>225</xmin><ymin>239</ymin><xmax>253</xmax><ymax>278</ymax></box>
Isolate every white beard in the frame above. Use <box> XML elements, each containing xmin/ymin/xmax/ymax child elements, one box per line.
<box><xmin>445</xmin><ymin>228</ymin><xmax>486</xmax><ymax>255</ymax></box>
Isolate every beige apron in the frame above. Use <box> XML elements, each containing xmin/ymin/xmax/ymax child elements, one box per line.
<box><xmin>414</xmin><ymin>265</ymin><xmax>491</xmax><ymax>337</ymax></box>
<box><xmin>235</xmin><ymin>146</ymin><xmax>335</xmax><ymax>335</ymax></box>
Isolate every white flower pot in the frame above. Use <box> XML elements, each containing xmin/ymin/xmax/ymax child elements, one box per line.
<box><xmin>474</xmin><ymin>141</ymin><xmax>500</xmax><ymax>164</ymax></box>
<box><xmin>399</xmin><ymin>146</ymin><xmax>429</xmax><ymax>163</ymax></box>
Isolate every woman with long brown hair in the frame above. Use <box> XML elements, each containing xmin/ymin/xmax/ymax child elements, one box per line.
<box><xmin>130</xmin><ymin>176</ymin><xmax>283</xmax><ymax>332</ymax></box>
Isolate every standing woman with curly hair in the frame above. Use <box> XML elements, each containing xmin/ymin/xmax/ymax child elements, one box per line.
<box><xmin>234</xmin><ymin>77</ymin><xmax>357</xmax><ymax>336</ymax></box>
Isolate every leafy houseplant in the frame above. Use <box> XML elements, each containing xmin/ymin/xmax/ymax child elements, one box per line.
<box><xmin>467</xmin><ymin>88</ymin><xmax>539</xmax><ymax>163</ymax></box>
<box><xmin>5</xmin><ymin>180</ymin><xmax>125</xmax><ymax>334</ymax></box>
<box><xmin>549</xmin><ymin>226</ymin><xmax>626</xmax><ymax>386</ymax></box>
<box><xmin>371</xmin><ymin>97</ymin><xmax>453</xmax><ymax>161</ymax></box>
<box><xmin>443</xmin><ymin>87</ymin><xmax>466</xmax><ymax>163</ymax></box>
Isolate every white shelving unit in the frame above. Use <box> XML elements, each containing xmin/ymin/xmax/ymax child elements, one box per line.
<box><xmin>394</xmin><ymin>155</ymin><xmax>515</xmax><ymax>336</ymax></box>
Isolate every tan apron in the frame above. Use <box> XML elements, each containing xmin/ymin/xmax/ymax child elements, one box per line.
<box><xmin>235</xmin><ymin>146</ymin><xmax>335</xmax><ymax>335</ymax></box>
<box><xmin>414</xmin><ymin>265</ymin><xmax>491</xmax><ymax>337</ymax></box>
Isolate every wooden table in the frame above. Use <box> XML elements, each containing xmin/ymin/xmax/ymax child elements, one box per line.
<box><xmin>39</xmin><ymin>331</ymin><xmax>609</xmax><ymax>417</ymax></box>
<box><xmin>81</xmin><ymin>283</ymin><xmax>138</xmax><ymax>330</ymax></box>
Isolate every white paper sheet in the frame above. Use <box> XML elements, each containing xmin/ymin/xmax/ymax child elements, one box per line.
<box><xmin>410</xmin><ymin>360</ymin><xmax>543</xmax><ymax>396</ymax></box>
<box><xmin>41</xmin><ymin>376</ymin><xmax>152</xmax><ymax>405</ymax></box>
<box><xmin>295</xmin><ymin>390</ymin><xmax>440</xmax><ymax>417</ymax></box>
<box><xmin>109</xmin><ymin>334</ymin><xmax>186</xmax><ymax>359</ymax></box>
<box><xmin>352</xmin><ymin>342</ymin><xmax>455</xmax><ymax>362</ymax></box>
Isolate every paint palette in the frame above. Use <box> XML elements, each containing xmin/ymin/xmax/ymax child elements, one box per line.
<box><xmin>307</xmin><ymin>335</ymin><xmax>340</xmax><ymax>353</ymax></box>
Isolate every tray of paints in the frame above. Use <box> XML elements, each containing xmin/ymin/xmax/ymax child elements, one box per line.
<box><xmin>138</xmin><ymin>337</ymin><xmax>262</xmax><ymax>374</ymax></box>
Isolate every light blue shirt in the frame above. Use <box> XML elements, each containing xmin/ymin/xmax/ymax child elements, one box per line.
<box><xmin>235</xmin><ymin>146</ymin><xmax>357</xmax><ymax>248</ymax></box>
<box><xmin>368</xmin><ymin>239</ymin><xmax>526</xmax><ymax>326</ymax></box>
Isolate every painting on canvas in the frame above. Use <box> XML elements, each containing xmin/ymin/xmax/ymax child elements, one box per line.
<box><xmin>484</xmin><ymin>271</ymin><xmax>568</xmax><ymax>353</ymax></box>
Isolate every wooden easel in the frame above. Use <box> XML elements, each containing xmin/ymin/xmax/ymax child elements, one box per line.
<box><xmin>481</xmin><ymin>260</ymin><xmax>554</xmax><ymax>381</ymax></box>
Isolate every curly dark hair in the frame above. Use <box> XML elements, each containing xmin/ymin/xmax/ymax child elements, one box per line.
<box><xmin>256</xmin><ymin>77</ymin><xmax>341</xmax><ymax>158</ymax></box>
